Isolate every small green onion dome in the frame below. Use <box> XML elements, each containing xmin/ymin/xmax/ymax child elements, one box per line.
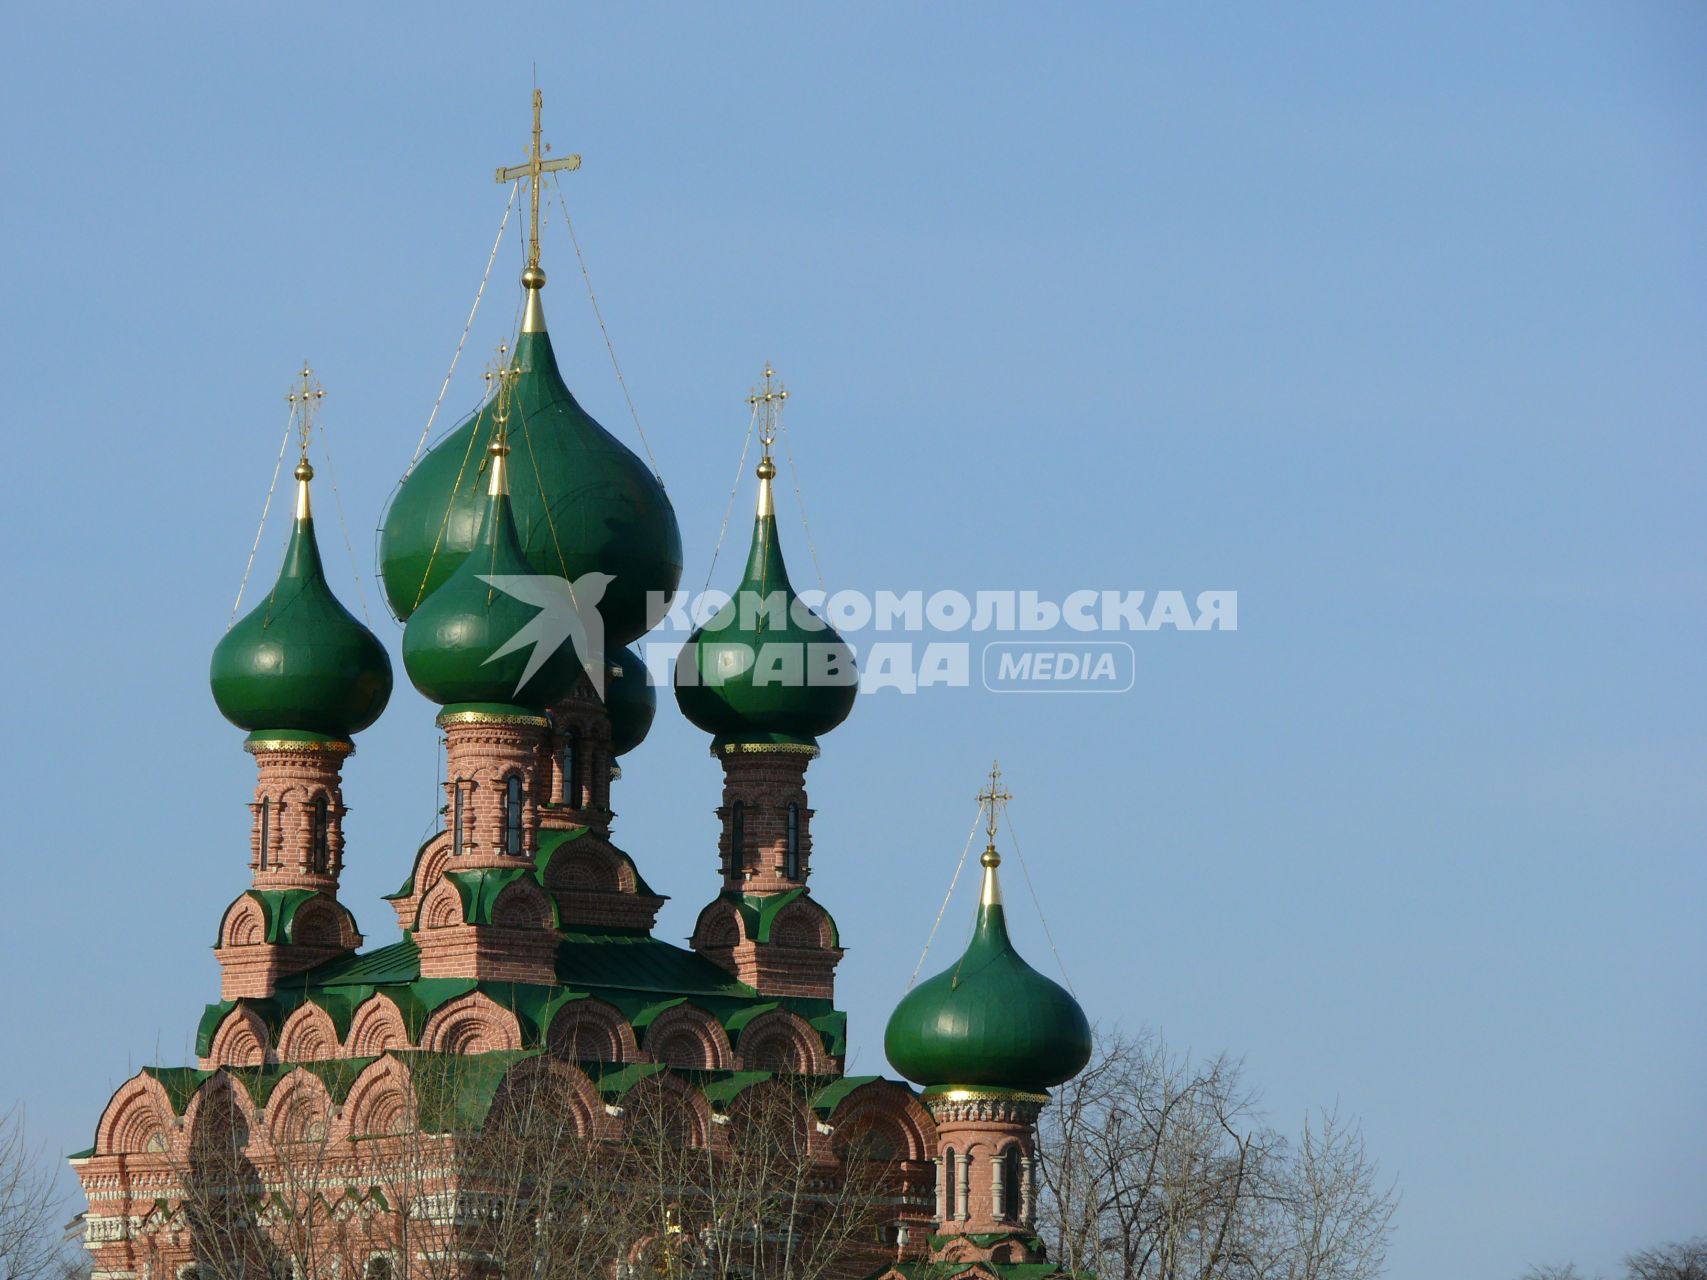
<box><xmin>606</xmin><ymin>646</ymin><xmax>656</xmax><ymax>757</ymax></box>
<box><xmin>401</xmin><ymin>443</ymin><xmax>582</xmax><ymax>713</ymax></box>
<box><xmin>210</xmin><ymin>465</ymin><xmax>392</xmax><ymax>740</ymax></box>
<box><xmin>379</xmin><ymin>286</ymin><xmax>682</xmax><ymax>646</ymax></box>
<box><xmin>885</xmin><ymin>855</ymin><xmax>1091</xmax><ymax>1092</ymax></box>
<box><xmin>674</xmin><ymin>457</ymin><xmax>857</xmax><ymax>751</ymax></box>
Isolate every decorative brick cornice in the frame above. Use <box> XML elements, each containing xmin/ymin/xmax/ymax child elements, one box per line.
<box><xmin>437</xmin><ymin>708</ymin><xmax>552</xmax><ymax>729</ymax></box>
<box><xmin>244</xmin><ymin>737</ymin><xmax>354</xmax><ymax>757</ymax></box>
<box><xmin>923</xmin><ymin>1090</ymin><xmax>1047</xmax><ymax>1126</ymax></box>
<box><xmin>715</xmin><ymin>740</ymin><xmax>820</xmax><ymax>758</ymax></box>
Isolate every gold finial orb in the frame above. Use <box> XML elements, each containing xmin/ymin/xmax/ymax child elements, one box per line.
<box><xmin>980</xmin><ymin>849</ymin><xmax>1002</xmax><ymax>869</ymax></box>
<box><xmin>294</xmin><ymin>460</ymin><xmax>314</xmax><ymax>482</ymax></box>
<box><xmin>521</xmin><ymin>264</ymin><xmax>547</xmax><ymax>290</ymax></box>
<box><xmin>756</xmin><ymin>457</ymin><xmax>777</xmax><ymax>480</ymax></box>
<box><xmin>488</xmin><ymin>435</ymin><xmax>511</xmax><ymax>458</ymax></box>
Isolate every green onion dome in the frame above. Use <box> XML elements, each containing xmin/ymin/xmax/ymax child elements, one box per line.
<box><xmin>379</xmin><ymin>285</ymin><xmax>682</xmax><ymax>646</ymax></box>
<box><xmin>885</xmin><ymin>853</ymin><xmax>1091</xmax><ymax>1092</ymax></box>
<box><xmin>674</xmin><ymin>456</ymin><xmax>857</xmax><ymax>752</ymax></box>
<box><xmin>210</xmin><ymin>464</ymin><xmax>392</xmax><ymax>740</ymax></box>
<box><xmin>606</xmin><ymin>646</ymin><xmax>656</xmax><ymax>757</ymax></box>
<box><xmin>401</xmin><ymin>439</ymin><xmax>583</xmax><ymax>713</ymax></box>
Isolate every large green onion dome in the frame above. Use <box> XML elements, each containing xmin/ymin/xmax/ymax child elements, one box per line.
<box><xmin>606</xmin><ymin>646</ymin><xmax>656</xmax><ymax>757</ymax></box>
<box><xmin>674</xmin><ymin>453</ymin><xmax>857</xmax><ymax>752</ymax></box>
<box><xmin>379</xmin><ymin>284</ymin><xmax>682</xmax><ymax>646</ymax></box>
<box><xmin>401</xmin><ymin>436</ymin><xmax>583</xmax><ymax>713</ymax></box>
<box><xmin>885</xmin><ymin>850</ymin><xmax>1091</xmax><ymax>1092</ymax></box>
<box><xmin>211</xmin><ymin>463</ymin><xmax>392</xmax><ymax>742</ymax></box>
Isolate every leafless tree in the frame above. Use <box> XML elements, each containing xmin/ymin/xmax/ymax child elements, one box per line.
<box><xmin>0</xmin><ymin>1107</ymin><xmax>86</xmax><ymax>1280</ymax></box>
<box><xmin>1036</xmin><ymin>1030</ymin><xmax>1397</xmax><ymax>1280</ymax></box>
<box><xmin>1624</xmin><ymin>1238</ymin><xmax>1707</xmax><ymax>1280</ymax></box>
<box><xmin>617</xmin><ymin>1075</ymin><xmax>898</xmax><ymax>1280</ymax></box>
<box><xmin>139</xmin><ymin>1058</ymin><xmax>899</xmax><ymax>1280</ymax></box>
<box><xmin>1517</xmin><ymin>1236</ymin><xmax>1707</xmax><ymax>1280</ymax></box>
<box><xmin>139</xmin><ymin>1071</ymin><xmax>401</xmax><ymax>1280</ymax></box>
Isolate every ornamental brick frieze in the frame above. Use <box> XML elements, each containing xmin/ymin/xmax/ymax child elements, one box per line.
<box><xmin>924</xmin><ymin>1094</ymin><xmax>1046</xmax><ymax>1127</ymax></box>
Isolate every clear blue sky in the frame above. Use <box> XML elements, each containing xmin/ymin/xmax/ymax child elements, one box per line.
<box><xmin>2</xmin><ymin>6</ymin><xmax>1702</xmax><ymax>1278</ymax></box>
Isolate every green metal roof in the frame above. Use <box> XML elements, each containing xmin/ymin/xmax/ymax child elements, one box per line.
<box><xmin>674</xmin><ymin>492</ymin><xmax>857</xmax><ymax>749</ymax></box>
<box><xmin>281</xmin><ymin>937</ymin><xmax>421</xmax><ymax>986</ymax></box>
<box><xmin>400</xmin><ymin>479</ymin><xmax>583</xmax><ymax>710</ymax></box>
<box><xmin>215</xmin><ymin>888</ymin><xmax>341</xmax><ymax>948</ymax></box>
<box><xmin>444</xmin><ymin>866</ymin><xmax>560</xmax><ymax>928</ymax></box>
<box><xmin>728</xmin><ymin>887</ymin><xmax>842</xmax><ymax>947</ymax></box>
<box><xmin>209</xmin><ymin>506</ymin><xmax>392</xmax><ymax>739</ymax></box>
<box><xmin>885</xmin><ymin>888</ymin><xmax>1090</xmax><ymax>1092</ymax></box>
<box><xmin>380</xmin><ymin>320</ymin><xmax>682</xmax><ymax>645</ymax></box>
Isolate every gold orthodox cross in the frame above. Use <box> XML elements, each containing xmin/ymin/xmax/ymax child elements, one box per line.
<box><xmin>287</xmin><ymin>363</ymin><xmax>324</xmax><ymax>463</ymax></box>
<box><xmin>977</xmin><ymin>761</ymin><xmax>1011</xmax><ymax>852</ymax></box>
<box><xmin>483</xmin><ymin>342</ymin><xmax>520</xmax><ymax>443</ymax></box>
<box><xmin>747</xmin><ymin>363</ymin><xmax>788</xmax><ymax>457</ymax></box>
<box><xmin>495</xmin><ymin>89</ymin><xmax>582</xmax><ymax>275</ymax></box>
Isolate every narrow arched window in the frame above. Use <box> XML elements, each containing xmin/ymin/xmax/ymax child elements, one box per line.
<box><xmin>258</xmin><ymin>798</ymin><xmax>271</xmax><ymax>869</ymax></box>
<box><xmin>311</xmin><ymin>797</ymin><xmax>330</xmax><ymax>873</ymax></box>
<box><xmin>785</xmin><ymin>802</ymin><xmax>801</xmax><ymax>880</ymax></box>
<box><xmin>561</xmin><ymin>730</ymin><xmax>579</xmax><ymax>808</ymax></box>
<box><xmin>943</xmin><ymin>1145</ymin><xmax>957</xmax><ymax>1216</ymax></box>
<box><xmin>1003</xmin><ymin>1146</ymin><xmax>1023</xmax><ymax>1221</ymax></box>
<box><xmin>730</xmin><ymin>800</ymin><xmax>745</xmax><ymax>866</ymax></box>
<box><xmin>505</xmin><ymin>774</ymin><xmax>525</xmax><ymax>856</ymax></box>
<box><xmin>452</xmin><ymin>782</ymin><xmax>466</xmax><ymax>855</ymax></box>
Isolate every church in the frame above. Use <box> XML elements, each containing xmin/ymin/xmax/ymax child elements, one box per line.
<box><xmin>72</xmin><ymin>95</ymin><xmax>1094</xmax><ymax>1280</ymax></box>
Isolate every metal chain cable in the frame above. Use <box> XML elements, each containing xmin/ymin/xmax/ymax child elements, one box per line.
<box><xmin>777</xmin><ymin>413</ymin><xmax>829</xmax><ymax>596</ymax></box>
<box><xmin>313</xmin><ymin>418</ymin><xmax>373</xmax><ymax>627</ymax></box>
<box><xmin>228</xmin><ymin>406</ymin><xmax>297</xmax><ymax>625</ymax></box>
<box><xmin>701</xmin><ymin>403</ymin><xmax>760</xmax><ymax>598</ymax></box>
<box><xmin>1001</xmin><ymin>806</ymin><xmax>1078</xmax><ymax>995</ymax></box>
<box><xmin>908</xmin><ymin>805</ymin><xmax>985</xmax><ymax>990</ymax></box>
<box><xmin>550</xmin><ymin>173</ymin><xmax>665</xmax><ymax>483</ymax></box>
<box><xmin>405</xmin><ymin>183</ymin><xmax>517</xmax><ymax>474</ymax></box>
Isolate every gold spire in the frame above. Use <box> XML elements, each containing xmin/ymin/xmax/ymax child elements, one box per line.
<box><xmin>483</xmin><ymin>343</ymin><xmax>520</xmax><ymax>497</ymax></box>
<box><xmin>286</xmin><ymin>363</ymin><xmax>324</xmax><ymax>521</ymax></box>
<box><xmin>746</xmin><ymin>363</ymin><xmax>788</xmax><ymax>518</ymax></box>
<box><xmin>494</xmin><ymin>88</ymin><xmax>583</xmax><ymax>331</ymax></box>
<box><xmin>976</xmin><ymin>761</ymin><xmax>1012</xmax><ymax>906</ymax></box>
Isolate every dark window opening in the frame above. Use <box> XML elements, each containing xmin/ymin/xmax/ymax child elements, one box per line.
<box><xmin>505</xmin><ymin>774</ymin><xmax>525</xmax><ymax>856</ymax></box>
<box><xmin>785</xmin><ymin>802</ymin><xmax>801</xmax><ymax>880</ymax></box>
<box><xmin>311</xmin><ymin>797</ymin><xmax>330</xmax><ymax>873</ymax></box>
<box><xmin>561</xmin><ymin>730</ymin><xmax>579</xmax><ymax>808</ymax></box>
<box><xmin>1003</xmin><ymin>1146</ymin><xmax>1024</xmax><ymax>1220</ymax></box>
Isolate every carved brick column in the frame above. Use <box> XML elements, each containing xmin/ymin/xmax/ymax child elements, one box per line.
<box><xmin>690</xmin><ymin>743</ymin><xmax>842</xmax><ymax>999</ymax></box>
<box><xmin>716</xmin><ymin>746</ymin><xmax>816</xmax><ymax>894</ymax></box>
<box><xmin>244</xmin><ymin>737</ymin><xmax>350</xmax><ymax>891</ymax></box>
<box><xmin>924</xmin><ymin>1089</ymin><xmax>1048</xmax><ymax>1260</ymax></box>
<box><xmin>215</xmin><ymin>737</ymin><xmax>362</xmax><ymax>999</ymax></box>
<box><xmin>416</xmin><ymin>707</ymin><xmax>560</xmax><ymax>985</ymax></box>
<box><xmin>545</xmin><ymin>676</ymin><xmax>615</xmax><ymax>836</ymax></box>
<box><xmin>439</xmin><ymin>708</ymin><xmax>551</xmax><ymax>867</ymax></box>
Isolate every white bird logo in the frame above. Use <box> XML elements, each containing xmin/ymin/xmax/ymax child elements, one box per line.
<box><xmin>478</xmin><ymin>572</ymin><xmax>614</xmax><ymax>699</ymax></box>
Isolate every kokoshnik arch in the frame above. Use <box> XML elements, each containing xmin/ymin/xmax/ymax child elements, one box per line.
<box><xmin>73</xmin><ymin>92</ymin><xmax>1094</xmax><ymax>1280</ymax></box>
